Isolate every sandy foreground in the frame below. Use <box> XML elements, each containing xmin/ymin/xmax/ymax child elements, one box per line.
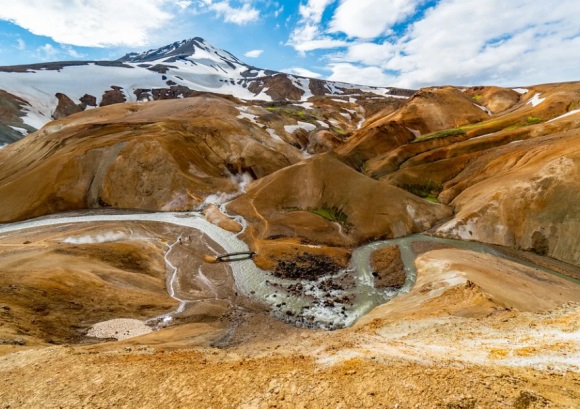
<box><xmin>1</xmin><ymin>248</ymin><xmax>579</xmax><ymax>408</ymax></box>
<box><xmin>0</xmin><ymin>303</ymin><xmax>579</xmax><ymax>408</ymax></box>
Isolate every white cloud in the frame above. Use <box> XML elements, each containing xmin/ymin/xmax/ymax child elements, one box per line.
<box><xmin>292</xmin><ymin>38</ymin><xmax>348</xmax><ymax>53</ymax></box>
<box><xmin>287</xmin><ymin>0</ymin><xmax>346</xmax><ymax>54</ymax></box>
<box><xmin>274</xmin><ymin>6</ymin><xmax>284</xmax><ymax>18</ymax></box>
<box><xmin>341</xmin><ymin>42</ymin><xmax>395</xmax><ymax>66</ymax></box>
<box><xmin>244</xmin><ymin>49</ymin><xmax>264</xmax><ymax>58</ymax></box>
<box><xmin>299</xmin><ymin>0</ymin><xmax>580</xmax><ymax>88</ymax></box>
<box><xmin>0</xmin><ymin>0</ymin><xmax>180</xmax><ymax>47</ymax></box>
<box><xmin>298</xmin><ymin>0</ymin><xmax>333</xmax><ymax>21</ymax></box>
<box><xmin>203</xmin><ymin>1</ymin><xmax>260</xmax><ymax>25</ymax></box>
<box><xmin>61</xmin><ymin>44</ymin><xmax>86</xmax><ymax>59</ymax></box>
<box><xmin>282</xmin><ymin>67</ymin><xmax>323</xmax><ymax>78</ymax></box>
<box><xmin>175</xmin><ymin>0</ymin><xmax>192</xmax><ymax>9</ymax></box>
<box><xmin>384</xmin><ymin>0</ymin><xmax>580</xmax><ymax>88</ymax></box>
<box><xmin>32</xmin><ymin>43</ymin><xmax>87</xmax><ymax>61</ymax></box>
<box><xmin>36</xmin><ymin>44</ymin><xmax>58</xmax><ymax>61</ymax></box>
<box><xmin>329</xmin><ymin>0</ymin><xmax>420</xmax><ymax>38</ymax></box>
<box><xmin>327</xmin><ymin>63</ymin><xmax>395</xmax><ymax>86</ymax></box>
<box><xmin>15</xmin><ymin>38</ymin><xmax>25</xmax><ymax>50</ymax></box>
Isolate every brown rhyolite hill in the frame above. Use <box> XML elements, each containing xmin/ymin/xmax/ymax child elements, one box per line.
<box><xmin>1</xmin><ymin>82</ymin><xmax>580</xmax><ymax>268</ymax></box>
<box><xmin>227</xmin><ymin>153</ymin><xmax>451</xmax><ymax>247</ymax></box>
<box><xmin>0</xmin><ymin>95</ymin><xmax>357</xmax><ymax>221</ymax></box>
<box><xmin>334</xmin><ymin>82</ymin><xmax>580</xmax><ymax>266</ymax></box>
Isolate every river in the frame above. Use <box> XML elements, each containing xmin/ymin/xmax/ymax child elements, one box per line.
<box><xmin>0</xmin><ymin>210</ymin><xmax>575</xmax><ymax>330</ymax></box>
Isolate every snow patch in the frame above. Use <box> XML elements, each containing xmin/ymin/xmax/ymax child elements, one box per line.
<box><xmin>295</xmin><ymin>102</ymin><xmax>314</xmax><ymax>110</ymax></box>
<box><xmin>284</xmin><ymin>121</ymin><xmax>317</xmax><ymax>133</ymax></box>
<box><xmin>236</xmin><ymin>107</ymin><xmax>264</xmax><ymax>127</ymax></box>
<box><xmin>406</xmin><ymin>127</ymin><xmax>421</xmax><ymax>137</ymax></box>
<box><xmin>512</xmin><ymin>88</ymin><xmax>529</xmax><ymax>94</ymax></box>
<box><xmin>288</xmin><ymin>76</ymin><xmax>312</xmax><ymax>100</ymax></box>
<box><xmin>547</xmin><ymin>108</ymin><xmax>580</xmax><ymax>123</ymax></box>
<box><xmin>266</xmin><ymin>128</ymin><xmax>284</xmax><ymax>142</ymax></box>
<box><xmin>8</xmin><ymin>125</ymin><xmax>28</xmax><ymax>134</ymax></box>
<box><xmin>527</xmin><ymin>93</ymin><xmax>545</xmax><ymax>107</ymax></box>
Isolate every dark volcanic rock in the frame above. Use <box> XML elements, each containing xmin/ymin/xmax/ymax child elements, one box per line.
<box><xmin>148</xmin><ymin>64</ymin><xmax>178</xmax><ymax>74</ymax></box>
<box><xmin>273</xmin><ymin>254</ymin><xmax>342</xmax><ymax>280</ymax></box>
<box><xmin>0</xmin><ymin>90</ymin><xmax>37</xmax><ymax>143</ymax></box>
<box><xmin>52</xmin><ymin>93</ymin><xmax>83</xmax><ymax>120</ymax></box>
<box><xmin>309</xmin><ymin>79</ymin><xmax>330</xmax><ymax>96</ymax></box>
<box><xmin>100</xmin><ymin>86</ymin><xmax>126</xmax><ymax>107</ymax></box>
<box><xmin>248</xmin><ymin>75</ymin><xmax>305</xmax><ymax>101</ymax></box>
<box><xmin>370</xmin><ymin>246</ymin><xmax>405</xmax><ymax>288</ymax></box>
<box><xmin>79</xmin><ymin>94</ymin><xmax>97</xmax><ymax>108</ymax></box>
<box><xmin>134</xmin><ymin>89</ymin><xmax>152</xmax><ymax>102</ymax></box>
<box><xmin>152</xmin><ymin>86</ymin><xmax>197</xmax><ymax>100</ymax></box>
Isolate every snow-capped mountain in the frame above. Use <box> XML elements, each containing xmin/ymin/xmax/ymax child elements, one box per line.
<box><xmin>0</xmin><ymin>37</ymin><xmax>413</xmax><ymax>144</ymax></box>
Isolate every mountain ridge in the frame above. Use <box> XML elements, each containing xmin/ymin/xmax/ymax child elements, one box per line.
<box><xmin>0</xmin><ymin>36</ymin><xmax>413</xmax><ymax>145</ymax></box>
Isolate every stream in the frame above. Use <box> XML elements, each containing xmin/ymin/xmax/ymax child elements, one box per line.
<box><xmin>0</xmin><ymin>211</ymin><xmax>574</xmax><ymax>330</ymax></box>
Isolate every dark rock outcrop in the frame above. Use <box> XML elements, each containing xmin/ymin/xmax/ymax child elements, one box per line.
<box><xmin>100</xmin><ymin>86</ymin><xmax>126</xmax><ymax>107</ymax></box>
<box><xmin>52</xmin><ymin>93</ymin><xmax>83</xmax><ymax>120</ymax></box>
<box><xmin>370</xmin><ymin>246</ymin><xmax>406</xmax><ymax>288</ymax></box>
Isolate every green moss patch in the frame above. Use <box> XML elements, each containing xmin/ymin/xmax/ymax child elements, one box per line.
<box><xmin>412</xmin><ymin>128</ymin><xmax>466</xmax><ymax>143</ymax></box>
<box><xmin>399</xmin><ymin>181</ymin><xmax>443</xmax><ymax>203</ymax></box>
<box><xmin>309</xmin><ymin>207</ymin><xmax>349</xmax><ymax>224</ymax></box>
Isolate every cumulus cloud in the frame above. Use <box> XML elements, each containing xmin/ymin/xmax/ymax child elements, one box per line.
<box><xmin>327</xmin><ymin>63</ymin><xmax>396</xmax><ymax>86</ymax></box>
<box><xmin>383</xmin><ymin>0</ymin><xmax>580</xmax><ymax>88</ymax></box>
<box><xmin>287</xmin><ymin>0</ymin><xmax>347</xmax><ymax>54</ymax></box>
<box><xmin>61</xmin><ymin>44</ymin><xmax>86</xmax><ymax>59</ymax></box>
<box><xmin>244</xmin><ymin>49</ymin><xmax>264</xmax><ymax>58</ymax></box>
<box><xmin>33</xmin><ymin>43</ymin><xmax>86</xmax><ymax>61</ymax></box>
<box><xmin>340</xmin><ymin>42</ymin><xmax>395</xmax><ymax>66</ymax></box>
<box><xmin>202</xmin><ymin>0</ymin><xmax>260</xmax><ymax>25</ymax></box>
<box><xmin>287</xmin><ymin>0</ymin><xmax>580</xmax><ymax>88</ymax></box>
<box><xmin>0</xmin><ymin>0</ymin><xmax>180</xmax><ymax>47</ymax></box>
<box><xmin>36</xmin><ymin>44</ymin><xmax>58</xmax><ymax>61</ymax></box>
<box><xmin>282</xmin><ymin>67</ymin><xmax>323</xmax><ymax>78</ymax></box>
<box><xmin>329</xmin><ymin>0</ymin><xmax>420</xmax><ymax>38</ymax></box>
<box><xmin>175</xmin><ymin>0</ymin><xmax>192</xmax><ymax>9</ymax></box>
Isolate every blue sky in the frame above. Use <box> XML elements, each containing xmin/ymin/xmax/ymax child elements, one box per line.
<box><xmin>0</xmin><ymin>0</ymin><xmax>578</xmax><ymax>89</ymax></box>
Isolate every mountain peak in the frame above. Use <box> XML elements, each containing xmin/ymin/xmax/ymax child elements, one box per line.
<box><xmin>117</xmin><ymin>37</ymin><xmax>244</xmax><ymax>66</ymax></box>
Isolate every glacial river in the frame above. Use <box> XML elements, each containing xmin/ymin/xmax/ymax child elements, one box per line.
<box><xmin>0</xmin><ymin>211</ymin><xmax>574</xmax><ymax>330</ymax></box>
